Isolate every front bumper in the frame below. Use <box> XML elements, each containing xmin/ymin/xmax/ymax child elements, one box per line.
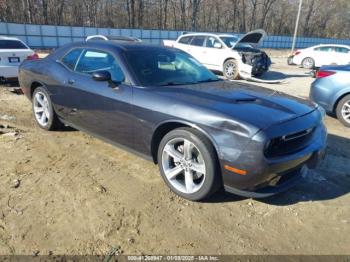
<box><xmin>219</xmin><ymin>109</ymin><xmax>327</xmax><ymax>198</ymax></box>
<box><xmin>224</xmin><ymin>149</ymin><xmax>325</xmax><ymax>198</ymax></box>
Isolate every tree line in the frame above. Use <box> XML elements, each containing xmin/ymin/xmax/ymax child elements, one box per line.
<box><xmin>0</xmin><ymin>0</ymin><xmax>349</xmax><ymax>38</ymax></box>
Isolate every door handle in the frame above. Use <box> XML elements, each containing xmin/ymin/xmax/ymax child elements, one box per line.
<box><xmin>68</xmin><ymin>79</ymin><xmax>75</xmax><ymax>85</ymax></box>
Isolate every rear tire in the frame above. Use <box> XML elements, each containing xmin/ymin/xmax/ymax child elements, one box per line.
<box><xmin>336</xmin><ymin>95</ymin><xmax>350</xmax><ymax>127</ymax></box>
<box><xmin>223</xmin><ymin>59</ymin><xmax>240</xmax><ymax>80</ymax></box>
<box><xmin>32</xmin><ymin>86</ymin><xmax>62</xmax><ymax>130</ymax></box>
<box><xmin>157</xmin><ymin>127</ymin><xmax>221</xmax><ymax>201</ymax></box>
<box><xmin>301</xmin><ymin>57</ymin><xmax>315</xmax><ymax>69</ymax></box>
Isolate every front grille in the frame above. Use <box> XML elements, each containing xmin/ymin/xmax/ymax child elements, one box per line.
<box><xmin>264</xmin><ymin>128</ymin><xmax>315</xmax><ymax>158</ymax></box>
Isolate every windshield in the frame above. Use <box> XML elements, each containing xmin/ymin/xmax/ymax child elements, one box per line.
<box><xmin>125</xmin><ymin>48</ymin><xmax>219</xmax><ymax>86</ymax></box>
<box><xmin>0</xmin><ymin>40</ymin><xmax>28</xmax><ymax>49</ymax></box>
<box><xmin>220</xmin><ymin>36</ymin><xmax>253</xmax><ymax>49</ymax></box>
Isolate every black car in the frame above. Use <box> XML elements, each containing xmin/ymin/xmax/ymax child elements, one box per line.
<box><xmin>19</xmin><ymin>41</ymin><xmax>327</xmax><ymax>201</ymax></box>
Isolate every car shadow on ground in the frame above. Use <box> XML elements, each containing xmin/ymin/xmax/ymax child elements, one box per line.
<box><xmin>259</xmin><ymin>70</ymin><xmax>311</xmax><ymax>81</ymax></box>
<box><xmin>207</xmin><ymin>134</ymin><xmax>350</xmax><ymax>205</ymax></box>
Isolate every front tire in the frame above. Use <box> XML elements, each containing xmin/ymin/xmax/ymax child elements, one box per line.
<box><xmin>32</xmin><ymin>86</ymin><xmax>62</xmax><ymax>130</ymax></box>
<box><xmin>336</xmin><ymin>95</ymin><xmax>350</xmax><ymax>127</ymax></box>
<box><xmin>223</xmin><ymin>59</ymin><xmax>240</xmax><ymax>80</ymax></box>
<box><xmin>301</xmin><ymin>57</ymin><xmax>315</xmax><ymax>69</ymax></box>
<box><xmin>157</xmin><ymin>127</ymin><xmax>221</xmax><ymax>201</ymax></box>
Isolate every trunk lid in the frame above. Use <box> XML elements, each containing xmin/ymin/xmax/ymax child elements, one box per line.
<box><xmin>0</xmin><ymin>49</ymin><xmax>34</xmax><ymax>66</ymax></box>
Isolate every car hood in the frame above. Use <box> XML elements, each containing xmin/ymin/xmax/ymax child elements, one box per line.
<box><xmin>232</xmin><ymin>29</ymin><xmax>266</xmax><ymax>49</ymax></box>
<box><xmin>154</xmin><ymin>80</ymin><xmax>317</xmax><ymax>131</ymax></box>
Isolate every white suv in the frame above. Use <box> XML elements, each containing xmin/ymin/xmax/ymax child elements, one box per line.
<box><xmin>0</xmin><ymin>36</ymin><xmax>38</xmax><ymax>82</ymax></box>
<box><xmin>165</xmin><ymin>30</ymin><xmax>271</xmax><ymax>80</ymax></box>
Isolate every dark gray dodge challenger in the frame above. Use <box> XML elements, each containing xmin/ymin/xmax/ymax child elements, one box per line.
<box><xmin>19</xmin><ymin>41</ymin><xmax>327</xmax><ymax>201</ymax></box>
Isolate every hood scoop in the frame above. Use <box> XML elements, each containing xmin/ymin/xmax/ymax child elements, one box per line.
<box><xmin>234</xmin><ymin>97</ymin><xmax>258</xmax><ymax>103</ymax></box>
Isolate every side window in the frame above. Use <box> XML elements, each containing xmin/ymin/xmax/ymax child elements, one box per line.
<box><xmin>75</xmin><ymin>49</ymin><xmax>125</xmax><ymax>82</ymax></box>
<box><xmin>335</xmin><ymin>47</ymin><xmax>349</xmax><ymax>53</ymax></box>
<box><xmin>190</xmin><ymin>36</ymin><xmax>206</xmax><ymax>47</ymax></box>
<box><xmin>205</xmin><ymin>36</ymin><xmax>221</xmax><ymax>48</ymax></box>
<box><xmin>315</xmin><ymin>46</ymin><xmax>334</xmax><ymax>52</ymax></box>
<box><xmin>61</xmin><ymin>49</ymin><xmax>83</xmax><ymax>70</ymax></box>
<box><xmin>178</xmin><ymin>36</ymin><xmax>192</xmax><ymax>45</ymax></box>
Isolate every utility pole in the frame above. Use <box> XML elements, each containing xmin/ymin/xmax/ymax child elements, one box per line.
<box><xmin>291</xmin><ymin>0</ymin><xmax>303</xmax><ymax>54</ymax></box>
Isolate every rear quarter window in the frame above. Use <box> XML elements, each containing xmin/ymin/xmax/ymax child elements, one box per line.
<box><xmin>61</xmin><ymin>49</ymin><xmax>83</xmax><ymax>70</ymax></box>
<box><xmin>178</xmin><ymin>36</ymin><xmax>192</xmax><ymax>45</ymax></box>
<box><xmin>335</xmin><ymin>47</ymin><xmax>350</xmax><ymax>53</ymax></box>
<box><xmin>0</xmin><ymin>40</ymin><xmax>28</xmax><ymax>49</ymax></box>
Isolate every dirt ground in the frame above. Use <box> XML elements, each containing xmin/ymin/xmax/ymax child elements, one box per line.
<box><xmin>0</xmin><ymin>58</ymin><xmax>349</xmax><ymax>256</ymax></box>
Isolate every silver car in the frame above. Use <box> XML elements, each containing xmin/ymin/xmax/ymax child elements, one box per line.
<box><xmin>310</xmin><ymin>65</ymin><xmax>350</xmax><ymax>127</ymax></box>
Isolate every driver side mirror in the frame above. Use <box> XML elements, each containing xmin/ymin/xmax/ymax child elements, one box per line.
<box><xmin>213</xmin><ymin>42</ymin><xmax>222</xmax><ymax>49</ymax></box>
<box><xmin>92</xmin><ymin>70</ymin><xmax>111</xmax><ymax>82</ymax></box>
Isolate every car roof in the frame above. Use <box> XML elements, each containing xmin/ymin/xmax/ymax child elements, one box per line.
<box><xmin>86</xmin><ymin>35</ymin><xmax>141</xmax><ymax>42</ymax></box>
<box><xmin>180</xmin><ymin>33</ymin><xmax>235</xmax><ymax>38</ymax></box>
<box><xmin>310</xmin><ymin>44</ymin><xmax>350</xmax><ymax>48</ymax></box>
<box><xmin>0</xmin><ymin>36</ymin><xmax>23</xmax><ymax>41</ymax></box>
<box><xmin>53</xmin><ymin>40</ymin><xmax>172</xmax><ymax>58</ymax></box>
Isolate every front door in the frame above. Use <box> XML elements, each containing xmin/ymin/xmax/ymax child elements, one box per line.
<box><xmin>201</xmin><ymin>36</ymin><xmax>227</xmax><ymax>69</ymax></box>
<box><xmin>62</xmin><ymin>49</ymin><xmax>134</xmax><ymax>148</ymax></box>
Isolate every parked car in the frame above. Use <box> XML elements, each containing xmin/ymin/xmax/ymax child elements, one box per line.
<box><xmin>19</xmin><ymin>40</ymin><xmax>326</xmax><ymax>201</ymax></box>
<box><xmin>290</xmin><ymin>44</ymin><xmax>350</xmax><ymax>69</ymax></box>
<box><xmin>310</xmin><ymin>65</ymin><xmax>350</xmax><ymax>127</ymax></box>
<box><xmin>0</xmin><ymin>36</ymin><xmax>38</xmax><ymax>83</ymax></box>
<box><xmin>86</xmin><ymin>35</ymin><xmax>142</xmax><ymax>42</ymax></box>
<box><xmin>164</xmin><ymin>30</ymin><xmax>271</xmax><ymax>80</ymax></box>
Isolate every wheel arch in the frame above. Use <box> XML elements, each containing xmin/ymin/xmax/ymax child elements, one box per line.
<box><xmin>151</xmin><ymin>120</ymin><xmax>220</xmax><ymax>164</ymax></box>
<box><xmin>30</xmin><ymin>81</ymin><xmax>46</xmax><ymax>99</ymax></box>
<box><xmin>333</xmin><ymin>92</ymin><xmax>350</xmax><ymax>113</ymax></box>
<box><xmin>223</xmin><ymin>57</ymin><xmax>237</xmax><ymax>66</ymax></box>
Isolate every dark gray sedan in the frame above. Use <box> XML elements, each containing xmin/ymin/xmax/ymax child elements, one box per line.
<box><xmin>19</xmin><ymin>41</ymin><xmax>327</xmax><ymax>201</ymax></box>
<box><xmin>310</xmin><ymin>65</ymin><xmax>350</xmax><ymax>127</ymax></box>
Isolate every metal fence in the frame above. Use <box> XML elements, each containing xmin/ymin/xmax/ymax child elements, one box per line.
<box><xmin>1</xmin><ymin>22</ymin><xmax>350</xmax><ymax>49</ymax></box>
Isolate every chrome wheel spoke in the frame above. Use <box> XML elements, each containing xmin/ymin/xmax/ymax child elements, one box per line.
<box><xmin>34</xmin><ymin>106</ymin><xmax>44</xmax><ymax>113</ymax></box>
<box><xmin>190</xmin><ymin>162</ymin><xmax>205</xmax><ymax>174</ymax></box>
<box><xmin>183</xmin><ymin>139</ymin><xmax>192</xmax><ymax>160</ymax></box>
<box><xmin>35</xmin><ymin>93</ymin><xmax>45</xmax><ymax>106</ymax></box>
<box><xmin>164</xmin><ymin>144</ymin><xmax>183</xmax><ymax>162</ymax></box>
<box><xmin>184</xmin><ymin>170</ymin><xmax>195</xmax><ymax>193</ymax></box>
<box><xmin>44</xmin><ymin>110</ymin><xmax>50</xmax><ymax>119</ymax></box>
<box><xmin>165</xmin><ymin>165</ymin><xmax>183</xmax><ymax>180</ymax></box>
<box><xmin>40</xmin><ymin>112</ymin><xmax>47</xmax><ymax>122</ymax></box>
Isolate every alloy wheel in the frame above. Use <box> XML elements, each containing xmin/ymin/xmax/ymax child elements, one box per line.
<box><xmin>224</xmin><ymin>62</ymin><xmax>237</xmax><ymax>78</ymax></box>
<box><xmin>161</xmin><ymin>138</ymin><xmax>206</xmax><ymax>194</ymax></box>
<box><xmin>302</xmin><ymin>58</ymin><xmax>314</xmax><ymax>69</ymax></box>
<box><xmin>341</xmin><ymin>100</ymin><xmax>350</xmax><ymax>124</ymax></box>
<box><xmin>33</xmin><ymin>91</ymin><xmax>50</xmax><ymax>126</ymax></box>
